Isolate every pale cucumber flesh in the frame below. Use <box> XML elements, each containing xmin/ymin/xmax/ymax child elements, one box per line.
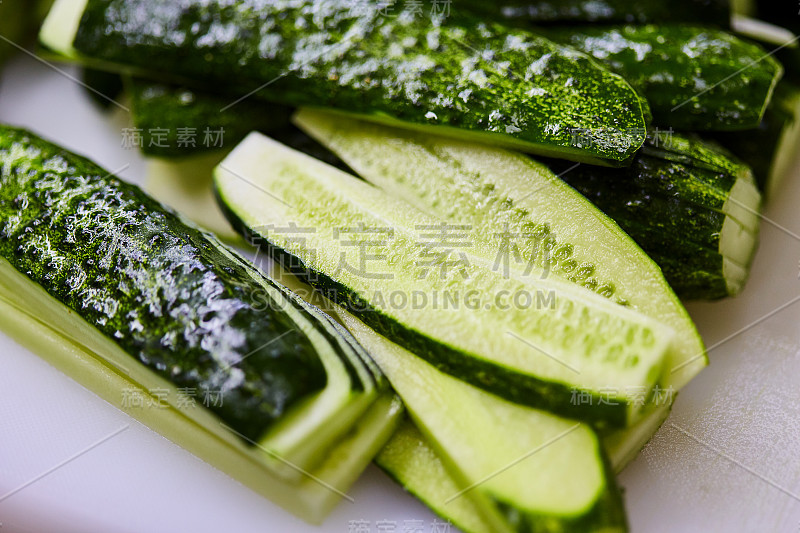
<box><xmin>291</xmin><ymin>110</ymin><xmax>706</xmax><ymax>391</ymax></box>
<box><xmin>334</xmin><ymin>306</ymin><xmax>626</xmax><ymax>533</ymax></box>
<box><xmin>215</xmin><ymin>133</ymin><xmax>677</xmax><ymax>427</ymax></box>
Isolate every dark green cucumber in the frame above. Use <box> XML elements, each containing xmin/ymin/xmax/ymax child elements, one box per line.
<box><xmin>215</xmin><ymin>132</ymin><xmax>677</xmax><ymax>428</ymax></box>
<box><xmin>542</xmin><ymin>25</ymin><xmax>783</xmax><ymax>131</ymax></box>
<box><xmin>128</xmin><ymin>78</ymin><xmax>291</xmax><ymax>158</ymax></box>
<box><xmin>335</xmin><ymin>308</ymin><xmax>627</xmax><ymax>533</ymax></box>
<box><xmin>551</xmin><ymin>134</ymin><xmax>762</xmax><ymax>300</ymax></box>
<box><xmin>461</xmin><ymin>0</ymin><xmax>729</xmax><ymax>26</ymax></box>
<box><xmin>715</xmin><ymin>82</ymin><xmax>800</xmax><ymax>199</ymax></box>
<box><xmin>0</xmin><ymin>125</ymin><xmax>388</xmax><ymax>478</ymax></box>
<box><xmin>41</xmin><ymin>0</ymin><xmax>649</xmax><ymax>165</ymax></box>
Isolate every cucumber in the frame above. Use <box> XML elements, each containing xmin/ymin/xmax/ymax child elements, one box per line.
<box><xmin>128</xmin><ymin>78</ymin><xmax>291</xmax><ymax>158</ymax></box>
<box><xmin>0</xmin><ymin>289</ymin><xmax>402</xmax><ymax>524</ymax></box>
<box><xmin>293</xmin><ymin>109</ymin><xmax>705</xmax><ymax>390</ymax></box>
<box><xmin>0</xmin><ymin>125</ymin><xmax>388</xmax><ymax>480</ymax></box>
<box><xmin>377</xmin><ymin>403</ymin><xmax>670</xmax><ymax>533</ymax></box>
<box><xmin>542</xmin><ymin>25</ymin><xmax>783</xmax><ymax>131</ymax></box>
<box><xmin>377</xmin><ymin>421</ymin><xmax>495</xmax><ymax>533</ymax></box>
<box><xmin>40</xmin><ymin>0</ymin><xmax>649</xmax><ymax>165</ymax></box>
<box><xmin>551</xmin><ymin>134</ymin><xmax>762</xmax><ymax>300</ymax></box>
<box><xmin>715</xmin><ymin>82</ymin><xmax>800</xmax><ymax>199</ymax></box>
<box><xmin>333</xmin><ymin>306</ymin><xmax>627</xmax><ymax>533</ymax></box>
<box><xmin>460</xmin><ymin>0</ymin><xmax>729</xmax><ymax>26</ymax></box>
<box><xmin>215</xmin><ymin>132</ymin><xmax>676</xmax><ymax>428</ymax></box>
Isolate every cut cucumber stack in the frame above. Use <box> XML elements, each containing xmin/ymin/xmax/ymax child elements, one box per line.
<box><xmin>0</xmin><ymin>125</ymin><xmax>401</xmax><ymax>523</ymax></box>
<box><xmin>215</xmin><ymin>132</ymin><xmax>677</xmax><ymax>428</ymax></box>
<box><xmin>293</xmin><ymin>109</ymin><xmax>705</xmax><ymax>389</ymax></box>
<box><xmin>40</xmin><ymin>0</ymin><xmax>649</xmax><ymax>165</ymax></box>
<box><xmin>542</xmin><ymin>25</ymin><xmax>783</xmax><ymax>131</ymax></box>
<box><xmin>269</xmin><ymin>264</ymin><xmax>627</xmax><ymax>533</ymax></box>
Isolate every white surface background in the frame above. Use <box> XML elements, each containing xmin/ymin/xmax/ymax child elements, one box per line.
<box><xmin>1</xmin><ymin>53</ymin><xmax>800</xmax><ymax>533</ymax></box>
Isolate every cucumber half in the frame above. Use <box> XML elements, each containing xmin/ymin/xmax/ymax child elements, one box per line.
<box><xmin>40</xmin><ymin>0</ymin><xmax>649</xmax><ymax>165</ymax></box>
<box><xmin>293</xmin><ymin>109</ymin><xmax>707</xmax><ymax>389</ymax></box>
<box><xmin>214</xmin><ymin>132</ymin><xmax>676</xmax><ymax>428</ymax></box>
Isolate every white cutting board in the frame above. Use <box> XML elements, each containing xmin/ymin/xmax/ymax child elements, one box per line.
<box><xmin>1</xmin><ymin>54</ymin><xmax>800</xmax><ymax>533</ymax></box>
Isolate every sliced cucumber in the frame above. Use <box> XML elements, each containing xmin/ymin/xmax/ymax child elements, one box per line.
<box><xmin>0</xmin><ymin>291</ymin><xmax>402</xmax><ymax>524</ymax></box>
<box><xmin>376</xmin><ymin>420</ymin><xmax>495</xmax><ymax>533</ymax></box>
<box><xmin>40</xmin><ymin>0</ymin><xmax>649</xmax><ymax>165</ymax></box>
<box><xmin>215</xmin><ymin>132</ymin><xmax>676</xmax><ymax>428</ymax></box>
<box><xmin>293</xmin><ymin>110</ymin><xmax>705</xmax><ymax>389</ymax></box>
<box><xmin>377</xmin><ymin>402</ymin><xmax>669</xmax><ymax>533</ymax></box>
<box><xmin>334</xmin><ymin>307</ymin><xmax>627</xmax><ymax>533</ymax></box>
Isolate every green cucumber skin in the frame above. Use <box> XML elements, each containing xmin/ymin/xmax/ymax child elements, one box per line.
<box><xmin>0</xmin><ymin>125</ymin><xmax>328</xmax><ymax>441</ymax></box>
<box><xmin>550</xmin><ymin>135</ymin><xmax>747</xmax><ymax>300</ymax></box>
<box><xmin>71</xmin><ymin>0</ymin><xmax>647</xmax><ymax>164</ymax></box>
<box><xmin>544</xmin><ymin>25</ymin><xmax>783</xmax><ymax>131</ymax></box>
<box><xmin>129</xmin><ymin>79</ymin><xmax>291</xmax><ymax>158</ymax></box>
<box><xmin>216</xmin><ymin>201</ymin><xmax>628</xmax><ymax>429</ymax></box>
<box><xmin>463</xmin><ymin>0</ymin><xmax>729</xmax><ymax>26</ymax></box>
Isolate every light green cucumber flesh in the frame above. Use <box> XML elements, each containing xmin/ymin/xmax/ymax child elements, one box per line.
<box><xmin>0</xmin><ymin>254</ymin><xmax>376</xmax><ymax>481</ymax></box>
<box><xmin>0</xmin><ymin>290</ymin><xmax>403</xmax><ymax>524</ymax></box>
<box><xmin>376</xmin><ymin>420</ymin><xmax>495</xmax><ymax>533</ymax></box>
<box><xmin>215</xmin><ymin>133</ymin><xmax>677</xmax><ymax>428</ymax></box>
<box><xmin>293</xmin><ymin>109</ymin><xmax>706</xmax><ymax>391</ymax></box>
<box><xmin>376</xmin><ymin>402</ymin><xmax>669</xmax><ymax>533</ymax></box>
<box><xmin>334</xmin><ymin>307</ymin><xmax>626</xmax><ymax>533</ymax></box>
<box><xmin>144</xmin><ymin>151</ymin><xmax>243</xmax><ymax>244</ymax></box>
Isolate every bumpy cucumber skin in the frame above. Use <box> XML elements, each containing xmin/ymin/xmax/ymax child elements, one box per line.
<box><xmin>129</xmin><ymin>79</ymin><xmax>291</xmax><ymax>158</ymax></box>
<box><xmin>0</xmin><ymin>126</ymin><xmax>328</xmax><ymax>441</ymax></box>
<box><xmin>551</xmin><ymin>135</ymin><xmax>750</xmax><ymax>300</ymax></box>
<box><xmin>544</xmin><ymin>25</ymin><xmax>782</xmax><ymax>131</ymax></box>
<box><xmin>72</xmin><ymin>0</ymin><xmax>647</xmax><ymax>164</ymax></box>
<box><xmin>462</xmin><ymin>0</ymin><xmax>728</xmax><ymax>26</ymax></box>
<box><xmin>216</xmin><ymin>201</ymin><xmax>629</xmax><ymax>429</ymax></box>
